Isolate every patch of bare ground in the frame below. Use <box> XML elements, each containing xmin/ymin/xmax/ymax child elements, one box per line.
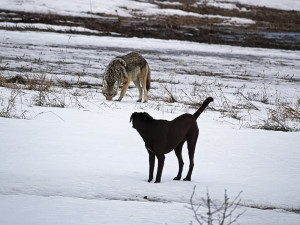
<box><xmin>1</xmin><ymin>75</ymin><xmax>100</xmax><ymax>90</ymax></box>
<box><xmin>0</xmin><ymin>0</ymin><xmax>299</xmax><ymax>50</ymax></box>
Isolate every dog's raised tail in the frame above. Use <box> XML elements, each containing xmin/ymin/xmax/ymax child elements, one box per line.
<box><xmin>193</xmin><ymin>97</ymin><xmax>214</xmax><ymax>119</ymax></box>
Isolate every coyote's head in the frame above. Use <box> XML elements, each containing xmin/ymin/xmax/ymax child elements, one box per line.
<box><xmin>102</xmin><ymin>58</ymin><xmax>127</xmax><ymax>100</ymax></box>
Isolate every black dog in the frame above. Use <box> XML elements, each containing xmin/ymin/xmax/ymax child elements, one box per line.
<box><xmin>130</xmin><ymin>97</ymin><xmax>213</xmax><ymax>183</ymax></box>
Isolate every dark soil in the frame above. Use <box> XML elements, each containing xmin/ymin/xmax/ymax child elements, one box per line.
<box><xmin>0</xmin><ymin>0</ymin><xmax>299</xmax><ymax>50</ymax></box>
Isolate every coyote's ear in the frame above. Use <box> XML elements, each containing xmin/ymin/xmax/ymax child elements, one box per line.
<box><xmin>114</xmin><ymin>58</ymin><xmax>126</xmax><ymax>67</ymax></box>
<box><xmin>119</xmin><ymin>58</ymin><xmax>126</xmax><ymax>67</ymax></box>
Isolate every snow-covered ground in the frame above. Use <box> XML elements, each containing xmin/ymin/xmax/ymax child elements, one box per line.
<box><xmin>1</xmin><ymin>0</ymin><xmax>299</xmax><ymax>17</ymax></box>
<box><xmin>223</xmin><ymin>0</ymin><xmax>300</xmax><ymax>11</ymax></box>
<box><xmin>1</xmin><ymin>101</ymin><xmax>299</xmax><ymax>224</ymax></box>
<box><xmin>1</xmin><ymin>1</ymin><xmax>300</xmax><ymax>225</ymax></box>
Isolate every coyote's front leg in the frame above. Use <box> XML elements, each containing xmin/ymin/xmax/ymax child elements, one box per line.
<box><xmin>117</xmin><ymin>78</ymin><xmax>131</xmax><ymax>101</ymax></box>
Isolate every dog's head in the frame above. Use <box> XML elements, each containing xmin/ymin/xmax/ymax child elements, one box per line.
<box><xmin>130</xmin><ymin>112</ymin><xmax>153</xmax><ymax>129</ymax></box>
<box><xmin>102</xmin><ymin>58</ymin><xmax>127</xmax><ymax>100</ymax></box>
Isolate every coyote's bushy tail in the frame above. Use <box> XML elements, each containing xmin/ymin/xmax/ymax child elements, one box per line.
<box><xmin>193</xmin><ymin>97</ymin><xmax>214</xmax><ymax>119</ymax></box>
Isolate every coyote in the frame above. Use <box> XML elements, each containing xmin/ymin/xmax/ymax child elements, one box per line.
<box><xmin>102</xmin><ymin>52</ymin><xmax>151</xmax><ymax>102</ymax></box>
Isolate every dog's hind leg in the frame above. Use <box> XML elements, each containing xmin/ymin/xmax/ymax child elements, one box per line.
<box><xmin>184</xmin><ymin>133</ymin><xmax>198</xmax><ymax>181</ymax></box>
<box><xmin>173</xmin><ymin>142</ymin><xmax>185</xmax><ymax>180</ymax></box>
<box><xmin>183</xmin><ymin>150</ymin><xmax>194</xmax><ymax>181</ymax></box>
<box><xmin>148</xmin><ymin>150</ymin><xmax>155</xmax><ymax>182</ymax></box>
<box><xmin>155</xmin><ymin>154</ymin><xmax>165</xmax><ymax>183</ymax></box>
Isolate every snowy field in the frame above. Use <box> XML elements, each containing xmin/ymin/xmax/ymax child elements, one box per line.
<box><xmin>1</xmin><ymin>0</ymin><xmax>300</xmax><ymax>16</ymax></box>
<box><xmin>1</xmin><ymin>1</ymin><xmax>300</xmax><ymax>225</ymax></box>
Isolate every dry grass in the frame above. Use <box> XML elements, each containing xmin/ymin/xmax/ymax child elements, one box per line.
<box><xmin>2</xmin><ymin>71</ymin><xmax>299</xmax><ymax>131</ymax></box>
<box><xmin>253</xmin><ymin>99</ymin><xmax>300</xmax><ymax>132</ymax></box>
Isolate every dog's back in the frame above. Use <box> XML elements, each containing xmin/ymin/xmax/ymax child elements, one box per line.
<box><xmin>131</xmin><ymin>113</ymin><xmax>197</xmax><ymax>153</ymax></box>
<box><xmin>155</xmin><ymin>115</ymin><xmax>198</xmax><ymax>153</ymax></box>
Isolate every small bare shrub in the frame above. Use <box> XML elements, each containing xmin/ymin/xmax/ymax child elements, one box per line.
<box><xmin>234</xmin><ymin>85</ymin><xmax>259</xmax><ymax>111</ymax></box>
<box><xmin>284</xmin><ymin>99</ymin><xmax>300</xmax><ymax>121</ymax></box>
<box><xmin>26</xmin><ymin>73</ymin><xmax>53</xmax><ymax>92</ymax></box>
<box><xmin>33</xmin><ymin>89</ymin><xmax>66</xmax><ymax>108</ymax></box>
<box><xmin>0</xmin><ymin>74</ymin><xmax>7</xmax><ymax>87</ymax></box>
<box><xmin>164</xmin><ymin>86</ymin><xmax>177</xmax><ymax>103</ymax></box>
<box><xmin>0</xmin><ymin>88</ymin><xmax>27</xmax><ymax>118</ymax></box>
<box><xmin>244</xmin><ymin>84</ymin><xmax>270</xmax><ymax>104</ymax></box>
<box><xmin>253</xmin><ymin>97</ymin><xmax>300</xmax><ymax>132</ymax></box>
<box><xmin>187</xmin><ymin>186</ymin><xmax>245</xmax><ymax>225</ymax></box>
<box><xmin>29</xmin><ymin>73</ymin><xmax>66</xmax><ymax>108</ymax></box>
<box><xmin>219</xmin><ymin>95</ymin><xmax>242</xmax><ymax>120</ymax></box>
<box><xmin>182</xmin><ymin>79</ymin><xmax>217</xmax><ymax>109</ymax></box>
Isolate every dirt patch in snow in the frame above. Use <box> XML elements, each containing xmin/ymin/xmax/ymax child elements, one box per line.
<box><xmin>0</xmin><ymin>1</ymin><xmax>299</xmax><ymax>49</ymax></box>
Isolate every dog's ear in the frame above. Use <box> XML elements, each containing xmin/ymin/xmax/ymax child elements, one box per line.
<box><xmin>130</xmin><ymin>112</ymin><xmax>137</xmax><ymax>123</ymax></box>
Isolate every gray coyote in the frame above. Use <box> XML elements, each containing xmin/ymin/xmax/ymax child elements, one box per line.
<box><xmin>102</xmin><ymin>52</ymin><xmax>151</xmax><ymax>102</ymax></box>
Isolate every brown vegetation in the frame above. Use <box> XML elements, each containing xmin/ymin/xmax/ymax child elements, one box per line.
<box><xmin>0</xmin><ymin>1</ymin><xmax>299</xmax><ymax>50</ymax></box>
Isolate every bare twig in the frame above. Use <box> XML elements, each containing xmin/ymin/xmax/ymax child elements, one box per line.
<box><xmin>186</xmin><ymin>186</ymin><xmax>245</xmax><ymax>225</ymax></box>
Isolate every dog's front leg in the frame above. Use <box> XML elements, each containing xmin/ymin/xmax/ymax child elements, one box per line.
<box><xmin>155</xmin><ymin>154</ymin><xmax>165</xmax><ymax>183</ymax></box>
<box><xmin>148</xmin><ymin>151</ymin><xmax>155</xmax><ymax>182</ymax></box>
